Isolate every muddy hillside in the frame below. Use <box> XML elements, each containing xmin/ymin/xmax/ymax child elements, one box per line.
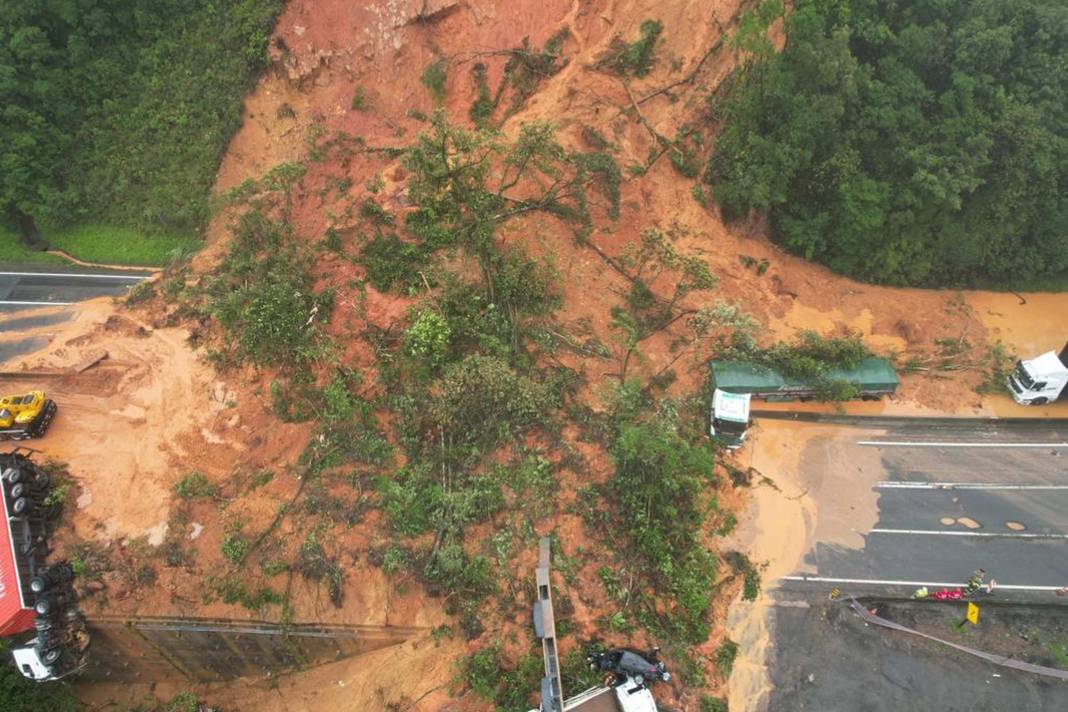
<box><xmin>4</xmin><ymin>0</ymin><xmax>1067</xmax><ymax>710</ymax></box>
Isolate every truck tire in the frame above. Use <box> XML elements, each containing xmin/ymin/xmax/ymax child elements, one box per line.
<box><xmin>1032</xmin><ymin>397</ymin><xmax>1049</xmax><ymax>405</ymax></box>
<box><xmin>12</xmin><ymin>497</ymin><xmax>30</xmax><ymax>517</ymax></box>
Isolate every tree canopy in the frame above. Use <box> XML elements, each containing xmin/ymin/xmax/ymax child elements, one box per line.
<box><xmin>710</xmin><ymin>0</ymin><xmax>1068</xmax><ymax>286</ymax></box>
<box><xmin>0</xmin><ymin>0</ymin><xmax>282</xmax><ymax>241</ymax></box>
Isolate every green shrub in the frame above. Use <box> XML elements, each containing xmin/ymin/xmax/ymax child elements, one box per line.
<box><xmin>978</xmin><ymin>341</ymin><xmax>1017</xmax><ymax>395</ymax></box>
<box><xmin>421</xmin><ymin>59</ymin><xmax>448</xmax><ymax>102</ymax></box>
<box><xmin>361</xmin><ymin>233</ymin><xmax>428</xmax><ymax>292</ymax></box>
<box><xmin>222</xmin><ymin>534</ymin><xmax>250</xmax><ymax>563</ymax></box>
<box><xmin>715</xmin><ymin>639</ymin><xmax>739</xmax><ymax>676</ymax></box>
<box><xmin>609</xmin><ymin>418</ymin><xmax>718</xmax><ymax>643</ymax></box>
<box><xmin>174</xmin><ymin>472</ymin><xmax>219</xmax><ymax>499</ymax></box>
<box><xmin>742</xmin><ymin>559</ymin><xmax>761</xmax><ymax>601</ymax></box>
<box><xmin>235</xmin><ymin>279</ymin><xmax>331</xmax><ymax>366</ymax></box>
<box><xmin>323</xmin><ymin>227</ymin><xmax>343</xmax><ymax>252</ymax></box>
<box><xmin>321</xmin><ymin>375</ymin><xmax>357</xmax><ymax>422</ymax></box>
<box><xmin>464</xmin><ymin>647</ymin><xmax>542</xmax><ymax>710</ymax></box>
<box><xmin>469</xmin><ymin>63</ymin><xmax>495</xmax><ymax>127</ymax></box>
<box><xmin>701</xmin><ymin>695</ymin><xmax>729</xmax><ymax>712</ymax></box>
<box><xmin>213</xmin><ymin>577</ymin><xmax>283</xmax><ymax>611</ymax></box>
<box><xmin>423</xmin><ymin>544</ymin><xmax>495</xmax><ymax>599</ymax></box>
<box><xmin>608</xmin><ymin>20</ymin><xmax>663</xmax><ymax>77</ymax></box>
<box><xmin>465</xmin><ymin>646</ymin><xmax>502</xmax><ymax>697</ymax></box>
<box><xmin>351</xmin><ymin>85</ymin><xmax>369</xmax><ymax>111</ymax></box>
<box><xmin>670</xmin><ymin>135</ymin><xmax>703</xmax><ymax>178</ymax></box>
<box><xmin>405</xmin><ymin>309</ymin><xmax>452</xmax><ymax>365</ymax></box>
<box><xmin>206</xmin><ymin>210</ymin><xmax>334</xmax><ymax>370</ymax></box>
<box><xmin>297</xmin><ymin>530</ymin><xmax>345</xmax><ymax>606</ymax></box>
<box><xmin>431</xmin><ymin>355</ymin><xmax>555</xmax><ymax>448</ymax></box>
<box><xmin>381</xmin><ymin>544</ymin><xmax>410</xmax><ymax>575</ymax></box>
<box><xmin>249</xmin><ymin>469</ymin><xmax>274</xmax><ymax>490</ymax></box>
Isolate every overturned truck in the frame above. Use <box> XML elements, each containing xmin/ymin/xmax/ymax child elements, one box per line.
<box><xmin>0</xmin><ymin>449</ymin><xmax>88</xmax><ymax>681</ymax></box>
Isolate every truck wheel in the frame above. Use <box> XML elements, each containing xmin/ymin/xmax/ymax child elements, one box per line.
<box><xmin>1032</xmin><ymin>397</ymin><xmax>1049</xmax><ymax>405</ymax></box>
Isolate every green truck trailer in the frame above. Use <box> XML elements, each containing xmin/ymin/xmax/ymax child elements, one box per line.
<box><xmin>708</xmin><ymin>357</ymin><xmax>900</xmax><ymax>448</ymax></box>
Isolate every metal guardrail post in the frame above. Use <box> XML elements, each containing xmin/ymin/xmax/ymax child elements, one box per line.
<box><xmin>535</xmin><ymin>536</ymin><xmax>564</xmax><ymax>712</ymax></box>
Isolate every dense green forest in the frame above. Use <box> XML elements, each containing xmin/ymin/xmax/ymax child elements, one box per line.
<box><xmin>0</xmin><ymin>0</ymin><xmax>283</xmax><ymax>248</ymax></box>
<box><xmin>710</xmin><ymin>0</ymin><xmax>1068</xmax><ymax>286</ymax></box>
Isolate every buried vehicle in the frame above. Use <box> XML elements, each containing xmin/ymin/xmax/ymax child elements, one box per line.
<box><xmin>587</xmin><ymin>648</ymin><xmax>671</xmax><ymax>687</ymax></box>
<box><xmin>709</xmin><ymin>357</ymin><xmax>899</xmax><ymax>448</ymax></box>
<box><xmin>0</xmin><ymin>391</ymin><xmax>58</xmax><ymax>441</ymax></box>
<box><xmin>0</xmin><ymin>449</ymin><xmax>88</xmax><ymax>681</ymax></box>
<box><xmin>531</xmin><ymin>537</ymin><xmax>663</xmax><ymax>712</ymax></box>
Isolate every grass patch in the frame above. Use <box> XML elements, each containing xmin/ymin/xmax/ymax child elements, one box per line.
<box><xmin>0</xmin><ymin>226</ymin><xmax>64</xmax><ymax>264</ymax></box>
<box><xmin>45</xmin><ymin>224</ymin><xmax>199</xmax><ymax>266</ymax></box>
<box><xmin>0</xmin><ymin>223</ymin><xmax>197</xmax><ymax>267</ymax></box>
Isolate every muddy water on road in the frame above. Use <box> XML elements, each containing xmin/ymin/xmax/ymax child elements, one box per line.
<box><xmin>724</xmin><ymin>421</ymin><xmax>888</xmax><ymax>712</ymax></box>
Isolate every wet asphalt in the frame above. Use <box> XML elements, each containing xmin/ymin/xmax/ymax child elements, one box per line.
<box><xmin>761</xmin><ymin>420</ymin><xmax>1068</xmax><ymax>710</ymax></box>
<box><xmin>779</xmin><ymin>421</ymin><xmax>1068</xmax><ymax>599</ymax></box>
<box><xmin>0</xmin><ymin>266</ymin><xmax>150</xmax><ymax>311</ymax></box>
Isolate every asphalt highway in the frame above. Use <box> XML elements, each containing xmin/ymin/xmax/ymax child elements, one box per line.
<box><xmin>780</xmin><ymin>421</ymin><xmax>1068</xmax><ymax>599</ymax></box>
<box><xmin>763</xmin><ymin>419</ymin><xmax>1068</xmax><ymax>711</ymax></box>
<box><xmin>0</xmin><ymin>266</ymin><xmax>151</xmax><ymax>312</ymax></box>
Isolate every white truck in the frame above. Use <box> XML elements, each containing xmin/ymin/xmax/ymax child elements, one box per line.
<box><xmin>710</xmin><ymin>389</ymin><xmax>752</xmax><ymax>450</ymax></box>
<box><xmin>1008</xmin><ymin>343</ymin><xmax>1068</xmax><ymax>405</ymax></box>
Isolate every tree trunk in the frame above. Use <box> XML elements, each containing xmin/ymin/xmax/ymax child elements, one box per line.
<box><xmin>13</xmin><ymin>209</ymin><xmax>47</xmax><ymax>251</ymax></box>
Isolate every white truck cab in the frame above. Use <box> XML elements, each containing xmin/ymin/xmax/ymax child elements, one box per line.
<box><xmin>12</xmin><ymin>644</ymin><xmax>61</xmax><ymax>682</ymax></box>
<box><xmin>1008</xmin><ymin>345</ymin><xmax>1068</xmax><ymax>405</ymax></box>
<box><xmin>557</xmin><ymin>677</ymin><xmax>659</xmax><ymax>711</ymax></box>
<box><xmin>710</xmin><ymin>389</ymin><xmax>752</xmax><ymax>449</ymax></box>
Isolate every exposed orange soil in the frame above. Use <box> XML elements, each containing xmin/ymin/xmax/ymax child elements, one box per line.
<box><xmin>5</xmin><ymin>0</ymin><xmax>1067</xmax><ymax>710</ymax></box>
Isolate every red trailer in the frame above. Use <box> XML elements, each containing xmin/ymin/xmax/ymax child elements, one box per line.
<box><xmin>0</xmin><ymin>450</ymin><xmax>46</xmax><ymax>637</ymax></box>
<box><xmin>0</xmin><ymin>449</ymin><xmax>88</xmax><ymax>681</ymax></box>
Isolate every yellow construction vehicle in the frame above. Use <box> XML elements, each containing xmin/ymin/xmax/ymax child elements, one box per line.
<box><xmin>0</xmin><ymin>391</ymin><xmax>57</xmax><ymax>441</ymax></box>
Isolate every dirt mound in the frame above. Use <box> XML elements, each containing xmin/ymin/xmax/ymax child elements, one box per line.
<box><xmin>2</xmin><ymin>301</ymin><xmax>233</xmax><ymax>543</ymax></box>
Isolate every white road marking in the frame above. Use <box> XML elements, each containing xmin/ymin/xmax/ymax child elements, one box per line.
<box><xmin>869</xmin><ymin>527</ymin><xmax>1068</xmax><ymax>539</ymax></box>
<box><xmin>0</xmin><ymin>271</ymin><xmax>145</xmax><ymax>280</ymax></box>
<box><xmin>859</xmin><ymin>440</ymin><xmax>1068</xmax><ymax>448</ymax></box>
<box><xmin>0</xmin><ymin>300</ymin><xmax>74</xmax><ymax>306</ymax></box>
<box><xmin>781</xmin><ymin>575</ymin><xmax>1064</xmax><ymax>592</ymax></box>
<box><xmin>877</xmin><ymin>481</ymin><xmax>1068</xmax><ymax>491</ymax></box>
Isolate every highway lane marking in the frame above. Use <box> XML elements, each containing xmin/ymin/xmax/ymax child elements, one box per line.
<box><xmin>780</xmin><ymin>575</ymin><xmax>1065</xmax><ymax>592</ymax></box>
<box><xmin>869</xmin><ymin>527</ymin><xmax>1068</xmax><ymax>539</ymax></box>
<box><xmin>859</xmin><ymin>440</ymin><xmax>1068</xmax><ymax>448</ymax></box>
<box><xmin>0</xmin><ymin>271</ymin><xmax>146</xmax><ymax>280</ymax></box>
<box><xmin>877</xmin><ymin>481</ymin><xmax>1068</xmax><ymax>491</ymax></box>
<box><xmin>0</xmin><ymin>300</ymin><xmax>74</xmax><ymax>306</ymax></box>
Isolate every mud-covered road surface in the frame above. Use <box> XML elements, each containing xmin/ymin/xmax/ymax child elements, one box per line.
<box><xmin>730</xmin><ymin>418</ymin><xmax>1068</xmax><ymax>710</ymax></box>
